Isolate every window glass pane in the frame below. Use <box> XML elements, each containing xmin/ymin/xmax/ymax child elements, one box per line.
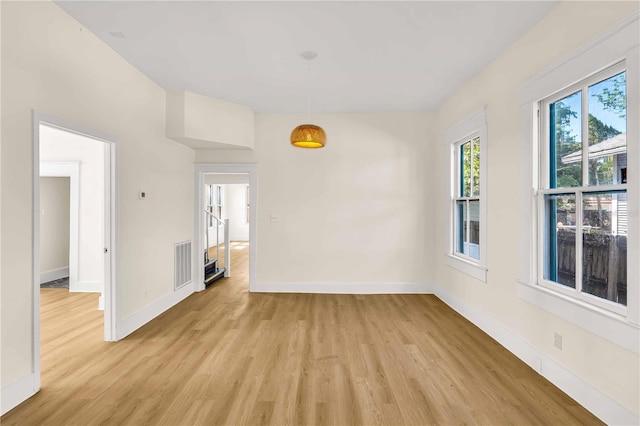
<box><xmin>588</xmin><ymin>72</ymin><xmax>626</xmax><ymax>186</ymax></box>
<box><xmin>544</xmin><ymin>194</ymin><xmax>576</xmax><ymax>288</ymax></box>
<box><xmin>472</xmin><ymin>137</ymin><xmax>480</xmax><ymax>196</ymax></box>
<box><xmin>551</xmin><ymin>91</ymin><xmax>582</xmax><ymax>188</ymax></box>
<box><xmin>461</xmin><ymin>142</ymin><xmax>471</xmax><ymax>197</ymax></box>
<box><xmin>468</xmin><ymin>200</ymin><xmax>480</xmax><ymax>260</ymax></box>
<box><xmin>455</xmin><ymin>200</ymin><xmax>467</xmax><ymax>255</ymax></box>
<box><xmin>582</xmin><ymin>191</ymin><xmax>627</xmax><ymax>305</ymax></box>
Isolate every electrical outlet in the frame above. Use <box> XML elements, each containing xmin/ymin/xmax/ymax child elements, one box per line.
<box><xmin>270</xmin><ymin>214</ymin><xmax>280</xmax><ymax>223</ymax></box>
<box><xmin>554</xmin><ymin>333</ymin><xmax>562</xmax><ymax>350</ymax></box>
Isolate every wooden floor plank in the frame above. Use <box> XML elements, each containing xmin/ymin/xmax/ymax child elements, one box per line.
<box><xmin>2</xmin><ymin>242</ymin><xmax>603</xmax><ymax>425</ymax></box>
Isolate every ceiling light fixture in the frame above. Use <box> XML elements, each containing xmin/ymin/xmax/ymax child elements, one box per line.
<box><xmin>291</xmin><ymin>51</ymin><xmax>326</xmax><ymax>149</ymax></box>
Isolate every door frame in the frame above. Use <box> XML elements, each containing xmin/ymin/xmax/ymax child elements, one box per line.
<box><xmin>32</xmin><ymin>111</ymin><xmax>119</xmax><ymax>388</ymax></box>
<box><xmin>194</xmin><ymin>163</ymin><xmax>257</xmax><ymax>292</ymax></box>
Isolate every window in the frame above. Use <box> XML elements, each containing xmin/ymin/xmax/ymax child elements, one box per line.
<box><xmin>445</xmin><ymin>107</ymin><xmax>487</xmax><ymax>281</ymax></box>
<box><xmin>540</xmin><ymin>64</ymin><xmax>628</xmax><ymax>313</ymax></box>
<box><xmin>518</xmin><ymin>16</ymin><xmax>638</xmax><ymax>348</ymax></box>
<box><xmin>206</xmin><ymin>184</ymin><xmax>223</xmax><ymax>227</ymax></box>
<box><xmin>454</xmin><ymin>137</ymin><xmax>481</xmax><ymax>260</ymax></box>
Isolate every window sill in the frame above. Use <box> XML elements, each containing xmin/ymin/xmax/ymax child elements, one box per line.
<box><xmin>444</xmin><ymin>254</ymin><xmax>487</xmax><ymax>282</ymax></box>
<box><xmin>517</xmin><ymin>280</ymin><xmax>639</xmax><ymax>354</ymax></box>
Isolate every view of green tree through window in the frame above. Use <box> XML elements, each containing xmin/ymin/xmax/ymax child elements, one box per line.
<box><xmin>543</xmin><ymin>67</ymin><xmax>627</xmax><ymax>307</ymax></box>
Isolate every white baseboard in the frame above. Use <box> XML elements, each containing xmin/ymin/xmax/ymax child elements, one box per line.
<box><xmin>1</xmin><ymin>373</ymin><xmax>38</xmax><ymax>416</ymax></box>
<box><xmin>39</xmin><ymin>267</ymin><xmax>68</xmax><ymax>284</ymax></box>
<box><xmin>253</xmin><ymin>281</ymin><xmax>433</xmax><ymax>294</ymax></box>
<box><xmin>70</xmin><ymin>281</ymin><xmax>102</xmax><ymax>293</ymax></box>
<box><xmin>98</xmin><ymin>294</ymin><xmax>104</xmax><ymax>311</ymax></box>
<box><xmin>434</xmin><ymin>286</ymin><xmax>639</xmax><ymax>426</ymax></box>
<box><xmin>117</xmin><ymin>282</ymin><xmax>194</xmax><ymax>340</ymax></box>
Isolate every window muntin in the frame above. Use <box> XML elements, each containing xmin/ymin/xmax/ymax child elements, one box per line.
<box><xmin>540</xmin><ymin>63</ymin><xmax>628</xmax><ymax>312</ymax></box>
<box><xmin>454</xmin><ymin>136</ymin><xmax>481</xmax><ymax>261</ymax></box>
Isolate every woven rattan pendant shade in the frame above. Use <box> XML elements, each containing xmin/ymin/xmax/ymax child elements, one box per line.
<box><xmin>290</xmin><ymin>124</ymin><xmax>326</xmax><ymax>149</ymax></box>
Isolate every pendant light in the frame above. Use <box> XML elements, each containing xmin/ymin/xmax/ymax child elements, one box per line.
<box><xmin>291</xmin><ymin>51</ymin><xmax>326</xmax><ymax>149</ymax></box>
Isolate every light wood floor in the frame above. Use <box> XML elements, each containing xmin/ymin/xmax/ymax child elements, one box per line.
<box><xmin>3</xmin><ymin>243</ymin><xmax>602</xmax><ymax>425</ymax></box>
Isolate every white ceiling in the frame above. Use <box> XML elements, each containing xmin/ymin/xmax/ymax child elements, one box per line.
<box><xmin>55</xmin><ymin>1</ymin><xmax>558</xmax><ymax>113</ymax></box>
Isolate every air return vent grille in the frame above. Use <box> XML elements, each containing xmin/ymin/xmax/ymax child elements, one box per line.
<box><xmin>174</xmin><ymin>241</ymin><xmax>192</xmax><ymax>290</ymax></box>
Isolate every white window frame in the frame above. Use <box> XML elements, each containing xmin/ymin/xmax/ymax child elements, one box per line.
<box><xmin>445</xmin><ymin>106</ymin><xmax>488</xmax><ymax>282</ymax></box>
<box><xmin>538</xmin><ymin>62</ymin><xmax>628</xmax><ymax>316</ymax></box>
<box><xmin>518</xmin><ymin>15</ymin><xmax>639</xmax><ymax>353</ymax></box>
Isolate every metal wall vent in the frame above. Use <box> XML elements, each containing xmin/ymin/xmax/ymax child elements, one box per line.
<box><xmin>174</xmin><ymin>240</ymin><xmax>192</xmax><ymax>290</ymax></box>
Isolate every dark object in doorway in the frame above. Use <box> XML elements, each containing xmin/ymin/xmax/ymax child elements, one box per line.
<box><xmin>41</xmin><ymin>277</ymin><xmax>69</xmax><ymax>289</ymax></box>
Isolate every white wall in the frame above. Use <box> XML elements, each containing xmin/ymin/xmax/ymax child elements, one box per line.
<box><xmin>433</xmin><ymin>1</ymin><xmax>639</xmax><ymax>418</ymax></box>
<box><xmin>196</xmin><ymin>111</ymin><xmax>435</xmax><ymax>290</ymax></box>
<box><xmin>39</xmin><ymin>177</ymin><xmax>70</xmax><ymax>276</ymax></box>
<box><xmin>1</xmin><ymin>0</ymin><xmax>194</xmax><ymax>395</ymax></box>
<box><xmin>40</xmin><ymin>126</ymin><xmax>104</xmax><ymax>292</ymax></box>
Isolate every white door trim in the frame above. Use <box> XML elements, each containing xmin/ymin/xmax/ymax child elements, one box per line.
<box><xmin>39</xmin><ymin>162</ymin><xmax>80</xmax><ymax>291</ymax></box>
<box><xmin>32</xmin><ymin>112</ymin><xmax>120</xmax><ymax>394</ymax></box>
<box><xmin>194</xmin><ymin>163</ymin><xmax>257</xmax><ymax>292</ymax></box>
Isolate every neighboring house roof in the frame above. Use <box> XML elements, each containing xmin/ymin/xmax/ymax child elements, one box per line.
<box><xmin>561</xmin><ymin>133</ymin><xmax>626</xmax><ymax>164</ymax></box>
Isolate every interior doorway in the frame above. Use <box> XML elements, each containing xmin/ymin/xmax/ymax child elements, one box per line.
<box><xmin>195</xmin><ymin>164</ymin><xmax>257</xmax><ymax>292</ymax></box>
<box><xmin>32</xmin><ymin>112</ymin><xmax>118</xmax><ymax>389</ymax></box>
<box><xmin>203</xmin><ymin>179</ymin><xmax>250</xmax><ymax>287</ymax></box>
<box><xmin>40</xmin><ymin>125</ymin><xmax>106</xmax><ymax>301</ymax></box>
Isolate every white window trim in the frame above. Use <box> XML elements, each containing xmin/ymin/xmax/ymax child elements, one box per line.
<box><xmin>518</xmin><ymin>13</ymin><xmax>639</xmax><ymax>352</ymax></box>
<box><xmin>445</xmin><ymin>106</ymin><xmax>488</xmax><ymax>282</ymax></box>
<box><xmin>538</xmin><ymin>62</ymin><xmax>628</xmax><ymax>317</ymax></box>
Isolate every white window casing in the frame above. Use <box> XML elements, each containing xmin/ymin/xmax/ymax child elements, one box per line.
<box><xmin>517</xmin><ymin>13</ymin><xmax>639</xmax><ymax>353</ymax></box>
<box><xmin>445</xmin><ymin>106</ymin><xmax>488</xmax><ymax>282</ymax></box>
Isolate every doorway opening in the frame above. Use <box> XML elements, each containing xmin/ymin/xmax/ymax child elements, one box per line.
<box><xmin>195</xmin><ymin>164</ymin><xmax>257</xmax><ymax>292</ymax></box>
<box><xmin>32</xmin><ymin>112</ymin><xmax>118</xmax><ymax>389</ymax></box>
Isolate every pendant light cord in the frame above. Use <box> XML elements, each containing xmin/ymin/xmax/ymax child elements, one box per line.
<box><xmin>306</xmin><ymin>58</ymin><xmax>311</xmax><ymax>123</ymax></box>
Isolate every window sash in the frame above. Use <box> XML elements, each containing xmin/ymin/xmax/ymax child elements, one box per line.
<box><xmin>453</xmin><ymin>196</ymin><xmax>480</xmax><ymax>262</ymax></box>
<box><xmin>540</xmin><ymin>61</ymin><xmax>626</xmax><ymax>191</ymax></box>
<box><xmin>452</xmin><ymin>134</ymin><xmax>482</xmax><ymax>264</ymax></box>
